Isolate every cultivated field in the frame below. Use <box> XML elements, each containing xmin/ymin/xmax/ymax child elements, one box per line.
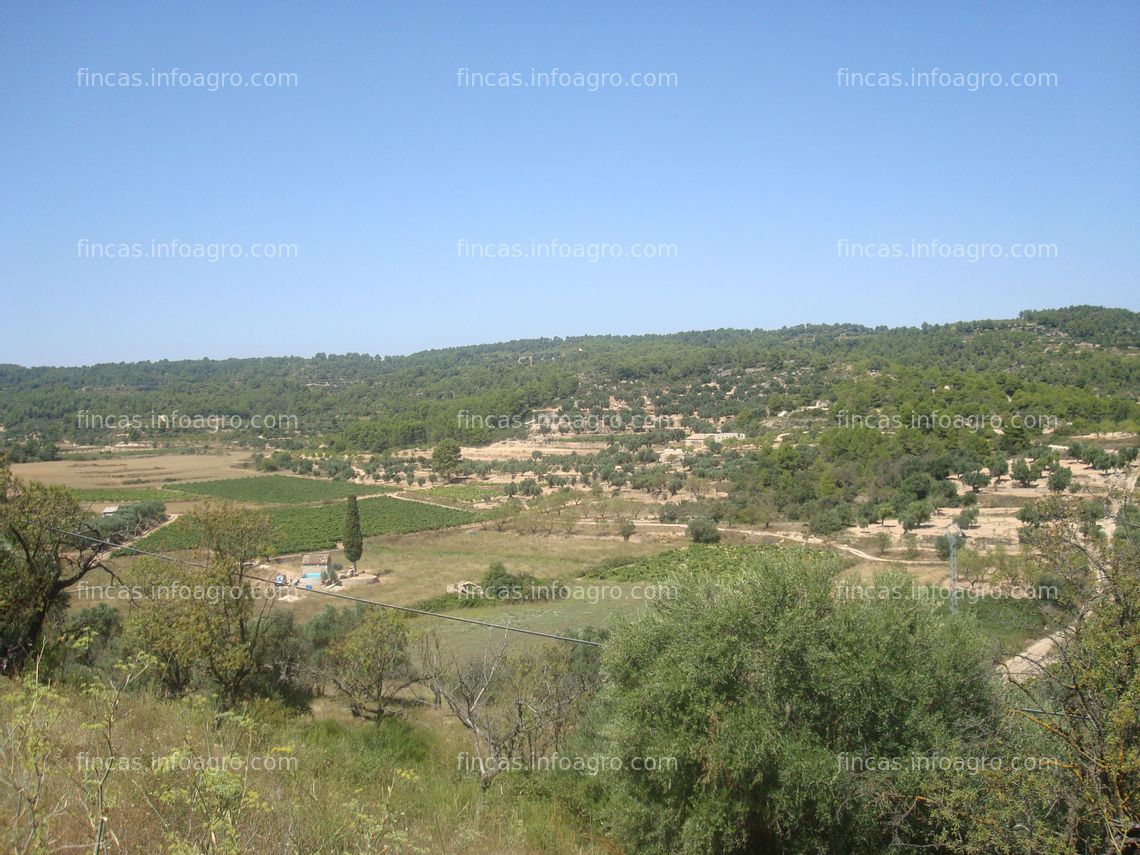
<box><xmin>129</xmin><ymin>494</ymin><xmax>475</xmax><ymax>555</ymax></box>
<box><xmin>12</xmin><ymin>450</ymin><xmax>255</xmax><ymax>489</ymax></box>
<box><xmin>171</xmin><ymin>474</ymin><xmax>394</xmax><ymax>503</ymax></box>
<box><xmin>38</xmin><ymin>439</ymin><xmax>1136</xmax><ymax>673</ymax></box>
<box><xmin>271</xmin><ymin>527</ymin><xmax>674</xmax><ymax>612</ymax></box>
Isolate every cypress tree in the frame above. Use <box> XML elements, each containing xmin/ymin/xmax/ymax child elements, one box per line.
<box><xmin>343</xmin><ymin>495</ymin><xmax>363</xmax><ymax>573</ymax></box>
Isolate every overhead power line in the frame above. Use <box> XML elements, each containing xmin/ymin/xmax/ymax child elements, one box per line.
<box><xmin>50</xmin><ymin>527</ymin><xmax>602</xmax><ymax>647</ymax></box>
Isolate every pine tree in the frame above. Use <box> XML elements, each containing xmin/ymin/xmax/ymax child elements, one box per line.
<box><xmin>343</xmin><ymin>495</ymin><xmax>363</xmax><ymax>573</ymax></box>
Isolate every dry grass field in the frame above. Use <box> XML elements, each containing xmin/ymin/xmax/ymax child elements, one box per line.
<box><xmin>12</xmin><ymin>449</ymin><xmax>257</xmax><ymax>489</ymax></box>
<box><xmin>261</xmin><ymin>527</ymin><xmax>673</xmax><ymax>616</ymax></box>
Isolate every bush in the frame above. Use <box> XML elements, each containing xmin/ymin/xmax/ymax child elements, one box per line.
<box><xmin>687</xmin><ymin>517</ymin><xmax>721</xmax><ymax>544</ymax></box>
<box><xmin>954</xmin><ymin>507</ymin><xmax>979</xmax><ymax>529</ymax></box>
<box><xmin>597</xmin><ymin>554</ymin><xmax>1002</xmax><ymax>853</ymax></box>
<box><xmin>934</xmin><ymin>535</ymin><xmax>951</xmax><ymax>561</ymax></box>
<box><xmin>1048</xmin><ymin>467</ymin><xmax>1073</xmax><ymax>493</ymax></box>
<box><xmin>479</xmin><ymin>561</ymin><xmax>555</xmax><ymax>600</ymax></box>
<box><xmin>809</xmin><ymin>507</ymin><xmax>845</xmax><ymax>536</ymax></box>
<box><xmin>618</xmin><ymin>518</ymin><xmax>636</xmax><ymax>542</ymax></box>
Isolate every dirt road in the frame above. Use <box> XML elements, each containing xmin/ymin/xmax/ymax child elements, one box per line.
<box><xmin>1000</xmin><ymin>465</ymin><xmax>1137</xmax><ymax>681</ymax></box>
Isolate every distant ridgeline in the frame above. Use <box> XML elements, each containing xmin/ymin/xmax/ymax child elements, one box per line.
<box><xmin>0</xmin><ymin>305</ymin><xmax>1137</xmax><ymax>461</ymax></box>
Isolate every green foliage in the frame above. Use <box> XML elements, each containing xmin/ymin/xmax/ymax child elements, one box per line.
<box><xmin>899</xmin><ymin>500</ymin><xmax>932</xmax><ymax>532</ymax></box>
<box><xmin>809</xmin><ymin>506</ymin><xmax>846</xmax><ymax>536</ymax></box>
<box><xmin>430</xmin><ymin>439</ymin><xmax>462</xmax><ymax>480</ymax></box>
<box><xmin>1047</xmin><ymin>466</ymin><xmax>1073</xmax><ymax>493</ymax></box>
<box><xmin>596</xmin><ymin>549</ymin><xmax>1002</xmax><ymax>853</ymax></box>
<box><xmin>88</xmin><ymin>500</ymin><xmax>166</xmax><ymax>543</ymax></box>
<box><xmin>1019</xmin><ymin>304</ymin><xmax>1140</xmax><ymax>347</ymax></box>
<box><xmin>962</xmin><ymin>469</ymin><xmax>991</xmax><ymax>492</ymax></box>
<box><xmin>686</xmin><ymin>517</ymin><xmax>720</xmax><ymax>544</ymax></box>
<box><xmin>872</xmin><ymin>530</ymin><xmax>892</xmax><ymax>555</ymax></box>
<box><xmin>617</xmin><ymin>518</ymin><xmax>636</xmax><ymax>541</ymax></box>
<box><xmin>989</xmin><ymin>456</ymin><xmax>1008</xmax><ymax>481</ymax></box>
<box><xmin>0</xmin><ymin>435</ymin><xmax>59</xmax><ymax>462</ymax></box>
<box><xmin>1011</xmin><ymin>458</ymin><xmax>1036</xmax><ymax>487</ymax></box>
<box><xmin>474</xmin><ymin>561</ymin><xmax>561</xmax><ymax>602</ymax></box>
<box><xmin>954</xmin><ymin>506</ymin><xmax>980</xmax><ymax>529</ymax></box>
<box><xmin>325</xmin><ymin>610</ymin><xmax>412</xmax><ymax>722</ymax></box>
<box><xmin>342</xmin><ymin>496</ymin><xmax>363</xmax><ymax>569</ymax></box>
<box><xmin>0</xmin><ymin>469</ymin><xmax>107</xmax><ymax>674</ymax></box>
<box><xmin>4</xmin><ymin>309</ymin><xmax>1137</xmax><ymax>459</ymax></box>
<box><xmin>934</xmin><ymin>534</ymin><xmax>952</xmax><ymax>560</ymax></box>
<box><xmin>958</xmin><ymin>594</ymin><xmax>1068</xmax><ymax>651</ymax></box>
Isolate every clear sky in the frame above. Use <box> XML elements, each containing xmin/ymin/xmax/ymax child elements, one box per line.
<box><xmin>1</xmin><ymin>1</ymin><xmax>1137</xmax><ymax>366</ymax></box>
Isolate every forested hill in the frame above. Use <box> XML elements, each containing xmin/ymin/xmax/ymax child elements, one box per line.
<box><xmin>1</xmin><ymin>305</ymin><xmax>1137</xmax><ymax>458</ymax></box>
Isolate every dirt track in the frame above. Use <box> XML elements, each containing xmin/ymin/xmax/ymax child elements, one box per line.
<box><xmin>1000</xmin><ymin>465</ymin><xmax>1137</xmax><ymax>682</ymax></box>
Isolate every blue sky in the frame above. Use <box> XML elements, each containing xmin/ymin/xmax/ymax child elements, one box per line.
<box><xmin>1</xmin><ymin>1</ymin><xmax>1137</xmax><ymax>366</ymax></box>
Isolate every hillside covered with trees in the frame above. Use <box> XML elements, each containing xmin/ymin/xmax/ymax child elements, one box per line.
<box><xmin>1</xmin><ymin>306</ymin><xmax>1137</xmax><ymax>462</ymax></box>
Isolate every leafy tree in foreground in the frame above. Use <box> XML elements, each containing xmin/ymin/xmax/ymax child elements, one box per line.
<box><xmin>596</xmin><ymin>547</ymin><xmax>1002</xmax><ymax>854</ymax></box>
<box><xmin>0</xmin><ymin>466</ymin><xmax>109</xmax><ymax>675</ymax></box>
<box><xmin>326</xmin><ymin>609</ymin><xmax>414</xmax><ymax>722</ymax></box>
<box><xmin>123</xmin><ymin>501</ymin><xmax>282</xmax><ymax>708</ymax></box>
<box><xmin>1003</xmin><ymin>495</ymin><xmax>1140</xmax><ymax>851</ymax></box>
<box><xmin>343</xmin><ymin>495</ymin><xmax>363</xmax><ymax>573</ymax></box>
<box><xmin>422</xmin><ymin>630</ymin><xmax>600</xmax><ymax>791</ymax></box>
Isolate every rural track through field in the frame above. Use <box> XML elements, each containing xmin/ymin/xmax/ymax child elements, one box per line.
<box><xmin>112</xmin><ymin>512</ymin><xmax>181</xmax><ymax>553</ymax></box>
<box><xmin>1000</xmin><ymin>465</ymin><xmax>1138</xmax><ymax>682</ymax></box>
<box><xmin>583</xmin><ymin>518</ymin><xmax>944</xmax><ymax>566</ymax></box>
<box><xmin>388</xmin><ymin>491</ymin><xmax>467</xmax><ymax>510</ymax></box>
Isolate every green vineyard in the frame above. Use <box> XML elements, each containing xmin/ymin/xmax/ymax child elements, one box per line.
<box><xmin>129</xmin><ymin>496</ymin><xmax>474</xmax><ymax>555</ymax></box>
<box><xmin>168</xmin><ymin>475</ymin><xmax>393</xmax><ymax>504</ymax></box>
<box><xmin>72</xmin><ymin>487</ymin><xmax>189</xmax><ymax>503</ymax></box>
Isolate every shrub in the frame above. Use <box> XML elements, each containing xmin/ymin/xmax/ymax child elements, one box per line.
<box><xmin>687</xmin><ymin>517</ymin><xmax>721</xmax><ymax>544</ymax></box>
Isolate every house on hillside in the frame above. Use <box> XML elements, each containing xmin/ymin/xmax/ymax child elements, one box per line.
<box><xmin>301</xmin><ymin>553</ymin><xmax>330</xmax><ymax>571</ymax></box>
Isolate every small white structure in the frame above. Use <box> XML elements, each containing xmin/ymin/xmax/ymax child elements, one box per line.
<box><xmin>446</xmin><ymin>581</ymin><xmax>483</xmax><ymax>596</ymax></box>
<box><xmin>101</xmin><ymin>506</ymin><xmax>120</xmax><ymax>517</ymax></box>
